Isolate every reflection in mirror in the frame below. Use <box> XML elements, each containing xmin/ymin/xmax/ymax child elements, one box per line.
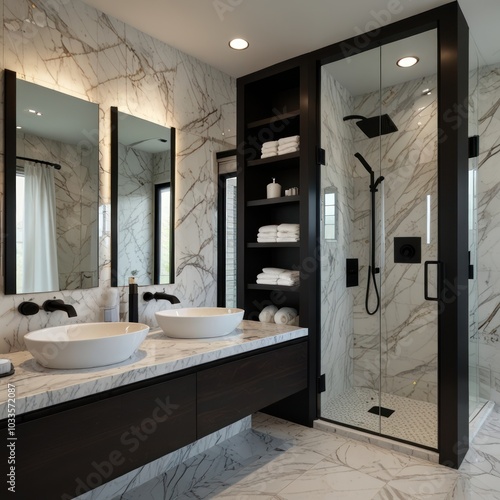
<box><xmin>111</xmin><ymin>107</ymin><xmax>175</xmax><ymax>287</ymax></box>
<box><xmin>4</xmin><ymin>69</ymin><xmax>100</xmax><ymax>295</ymax></box>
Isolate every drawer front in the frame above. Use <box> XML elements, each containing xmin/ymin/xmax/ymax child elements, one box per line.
<box><xmin>197</xmin><ymin>341</ymin><xmax>307</xmax><ymax>437</ymax></box>
<box><xmin>11</xmin><ymin>374</ymin><xmax>196</xmax><ymax>499</ymax></box>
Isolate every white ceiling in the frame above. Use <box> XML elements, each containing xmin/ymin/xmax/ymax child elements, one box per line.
<box><xmin>82</xmin><ymin>0</ymin><xmax>500</xmax><ymax>78</ymax></box>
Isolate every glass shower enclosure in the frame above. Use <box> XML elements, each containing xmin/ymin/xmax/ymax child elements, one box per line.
<box><xmin>319</xmin><ymin>29</ymin><xmax>439</xmax><ymax>449</ymax></box>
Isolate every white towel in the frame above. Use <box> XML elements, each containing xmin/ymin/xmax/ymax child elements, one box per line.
<box><xmin>278</xmin><ymin>136</ymin><xmax>300</xmax><ymax>145</ymax></box>
<box><xmin>277</xmin><ymin>237</ymin><xmax>299</xmax><ymax>242</ymax></box>
<box><xmin>262</xmin><ymin>140</ymin><xmax>278</xmax><ymax>148</ymax></box>
<box><xmin>278</xmin><ymin>224</ymin><xmax>299</xmax><ymax>232</ymax></box>
<box><xmin>257</xmin><ymin>278</ymin><xmax>278</xmax><ymax>285</ymax></box>
<box><xmin>277</xmin><ymin>277</ymin><xmax>299</xmax><ymax>286</ymax></box>
<box><xmin>259</xmin><ymin>305</ymin><xmax>278</xmax><ymax>323</ymax></box>
<box><xmin>278</xmin><ymin>145</ymin><xmax>300</xmax><ymax>155</ymax></box>
<box><xmin>277</xmin><ymin>231</ymin><xmax>299</xmax><ymax>237</ymax></box>
<box><xmin>262</xmin><ymin>144</ymin><xmax>278</xmax><ymax>151</ymax></box>
<box><xmin>258</xmin><ymin>225</ymin><xmax>278</xmax><ymax>234</ymax></box>
<box><xmin>262</xmin><ymin>267</ymin><xmax>299</xmax><ymax>276</ymax></box>
<box><xmin>292</xmin><ymin>315</ymin><xmax>300</xmax><ymax>326</ymax></box>
<box><xmin>261</xmin><ymin>152</ymin><xmax>278</xmax><ymax>159</ymax></box>
<box><xmin>257</xmin><ymin>237</ymin><xmax>277</xmax><ymax>243</ymax></box>
<box><xmin>274</xmin><ymin>307</ymin><xmax>298</xmax><ymax>324</ymax></box>
<box><xmin>257</xmin><ymin>272</ymin><xmax>279</xmax><ymax>280</ymax></box>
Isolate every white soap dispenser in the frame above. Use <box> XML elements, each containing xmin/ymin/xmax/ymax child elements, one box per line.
<box><xmin>266</xmin><ymin>178</ymin><xmax>281</xmax><ymax>199</ymax></box>
<box><xmin>101</xmin><ymin>288</ymin><xmax>119</xmax><ymax>322</ymax></box>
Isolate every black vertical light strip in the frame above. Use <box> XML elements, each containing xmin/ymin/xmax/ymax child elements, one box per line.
<box><xmin>169</xmin><ymin>128</ymin><xmax>176</xmax><ymax>285</ymax></box>
<box><xmin>110</xmin><ymin>106</ymin><xmax>119</xmax><ymax>287</ymax></box>
<box><xmin>437</xmin><ymin>4</ymin><xmax>470</xmax><ymax>469</ymax></box>
<box><xmin>4</xmin><ymin>69</ymin><xmax>17</xmax><ymax>295</ymax></box>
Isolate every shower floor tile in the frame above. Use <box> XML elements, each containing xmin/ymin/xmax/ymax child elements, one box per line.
<box><xmin>322</xmin><ymin>387</ymin><xmax>437</xmax><ymax>449</ymax></box>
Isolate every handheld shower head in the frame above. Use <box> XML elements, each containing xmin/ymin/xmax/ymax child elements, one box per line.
<box><xmin>354</xmin><ymin>152</ymin><xmax>373</xmax><ymax>175</ymax></box>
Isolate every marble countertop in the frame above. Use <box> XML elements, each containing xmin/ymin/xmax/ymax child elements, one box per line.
<box><xmin>0</xmin><ymin>320</ymin><xmax>307</xmax><ymax>420</ymax></box>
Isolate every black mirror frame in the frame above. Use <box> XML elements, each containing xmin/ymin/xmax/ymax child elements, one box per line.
<box><xmin>110</xmin><ymin>106</ymin><xmax>176</xmax><ymax>287</ymax></box>
<box><xmin>4</xmin><ymin>69</ymin><xmax>17</xmax><ymax>295</ymax></box>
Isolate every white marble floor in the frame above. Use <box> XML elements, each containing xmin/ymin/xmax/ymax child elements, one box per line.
<box><xmin>118</xmin><ymin>407</ymin><xmax>500</xmax><ymax>499</ymax></box>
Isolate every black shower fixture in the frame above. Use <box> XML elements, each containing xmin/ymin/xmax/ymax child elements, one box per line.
<box><xmin>343</xmin><ymin>114</ymin><xmax>398</xmax><ymax>138</ymax></box>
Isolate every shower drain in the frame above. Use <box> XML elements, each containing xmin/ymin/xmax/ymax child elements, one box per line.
<box><xmin>368</xmin><ymin>406</ymin><xmax>395</xmax><ymax>418</ymax></box>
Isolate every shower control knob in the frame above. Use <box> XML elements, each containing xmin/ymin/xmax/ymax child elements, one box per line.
<box><xmin>400</xmin><ymin>244</ymin><xmax>416</xmax><ymax>258</ymax></box>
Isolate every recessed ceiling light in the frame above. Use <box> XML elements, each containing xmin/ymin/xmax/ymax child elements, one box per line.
<box><xmin>397</xmin><ymin>56</ymin><xmax>419</xmax><ymax>68</ymax></box>
<box><xmin>16</xmin><ymin>126</ymin><xmax>22</xmax><ymax>129</ymax></box>
<box><xmin>229</xmin><ymin>38</ymin><xmax>249</xmax><ymax>50</ymax></box>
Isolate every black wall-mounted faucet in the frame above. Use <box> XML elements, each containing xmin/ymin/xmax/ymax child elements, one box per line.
<box><xmin>143</xmin><ymin>292</ymin><xmax>180</xmax><ymax>304</ymax></box>
<box><xmin>42</xmin><ymin>299</ymin><xmax>78</xmax><ymax>318</ymax></box>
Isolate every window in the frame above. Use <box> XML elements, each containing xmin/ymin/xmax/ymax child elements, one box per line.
<box><xmin>154</xmin><ymin>183</ymin><xmax>171</xmax><ymax>283</ymax></box>
<box><xmin>324</xmin><ymin>186</ymin><xmax>337</xmax><ymax>241</ymax></box>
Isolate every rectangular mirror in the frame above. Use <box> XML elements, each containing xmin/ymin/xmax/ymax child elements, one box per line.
<box><xmin>111</xmin><ymin>107</ymin><xmax>175</xmax><ymax>286</ymax></box>
<box><xmin>4</xmin><ymin>69</ymin><xmax>100</xmax><ymax>295</ymax></box>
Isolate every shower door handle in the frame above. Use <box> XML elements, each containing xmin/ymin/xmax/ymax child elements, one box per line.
<box><xmin>424</xmin><ymin>260</ymin><xmax>442</xmax><ymax>301</ymax></box>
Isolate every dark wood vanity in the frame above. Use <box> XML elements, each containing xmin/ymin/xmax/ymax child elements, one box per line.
<box><xmin>0</xmin><ymin>338</ymin><xmax>307</xmax><ymax>498</ymax></box>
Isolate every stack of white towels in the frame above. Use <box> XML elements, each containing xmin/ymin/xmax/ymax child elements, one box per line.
<box><xmin>258</xmin><ymin>305</ymin><xmax>299</xmax><ymax>326</ymax></box>
<box><xmin>261</xmin><ymin>140</ymin><xmax>279</xmax><ymax>159</ymax></box>
<box><xmin>278</xmin><ymin>135</ymin><xmax>300</xmax><ymax>155</ymax></box>
<box><xmin>260</xmin><ymin>135</ymin><xmax>300</xmax><ymax>159</ymax></box>
<box><xmin>256</xmin><ymin>267</ymin><xmax>300</xmax><ymax>287</ymax></box>
<box><xmin>276</xmin><ymin>223</ymin><xmax>299</xmax><ymax>242</ymax></box>
<box><xmin>257</xmin><ymin>224</ymin><xmax>300</xmax><ymax>243</ymax></box>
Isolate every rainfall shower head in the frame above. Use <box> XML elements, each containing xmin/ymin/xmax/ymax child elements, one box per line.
<box><xmin>343</xmin><ymin>114</ymin><xmax>398</xmax><ymax>138</ymax></box>
<box><xmin>354</xmin><ymin>152</ymin><xmax>373</xmax><ymax>175</ymax></box>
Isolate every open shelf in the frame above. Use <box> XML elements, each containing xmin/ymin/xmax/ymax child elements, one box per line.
<box><xmin>247</xmin><ymin>195</ymin><xmax>300</xmax><ymax>207</ymax></box>
<box><xmin>247</xmin><ymin>110</ymin><xmax>300</xmax><ymax>129</ymax></box>
<box><xmin>247</xmin><ymin>284</ymin><xmax>300</xmax><ymax>292</ymax></box>
<box><xmin>247</xmin><ymin>151</ymin><xmax>299</xmax><ymax>167</ymax></box>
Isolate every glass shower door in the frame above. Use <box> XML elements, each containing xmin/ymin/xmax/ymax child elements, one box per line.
<box><xmin>320</xmin><ymin>29</ymin><xmax>439</xmax><ymax>450</ymax></box>
<box><xmin>378</xmin><ymin>30</ymin><xmax>438</xmax><ymax>448</ymax></box>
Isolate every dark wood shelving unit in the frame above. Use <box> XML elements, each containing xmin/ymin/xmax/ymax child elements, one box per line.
<box><xmin>237</xmin><ymin>61</ymin><xmax>318</xmax><ymax>427</ymax></box>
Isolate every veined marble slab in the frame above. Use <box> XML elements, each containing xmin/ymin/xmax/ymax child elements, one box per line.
<box><xmin>0</xmin><ymin>320</ymin><xmax>307</xmax><ymax>419</ymax></box>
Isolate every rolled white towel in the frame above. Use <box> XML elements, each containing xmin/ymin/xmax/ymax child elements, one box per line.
<box><xmin>259</xmin><ymin>305</ymin><xmax>278</xmax><ymax>323</ymax></box>
<box><xmin>277</xmin><ymin>278</ymin><xmax>300</xmax><ymax>286</ymax></box>
<box><xmin>278</xmin><ymin>224</ymin><xmax>299</xmax><ymax>232</ymax></box>
<box><xmin>274</xmin><ymin>307</ymin><xmax>298</xmax><ymax>325</ymax></box>
<box><xmin>278</xmin><ymin>135</ymin><xmax>300</xmax><ymax>145</ymax></box>
<box><xmin>261</xmin><ymin>152</ymin><xmax>278</xmax><ymax>159</ymax></box>
<box><xmin>258</xmin><ymin>225</ymin><xmax>278</xmax><ymax>234</ymax></box>
<box><xmin>257</xmin><ymin>278</ymin><xmax>278</xmax><ymax>285</ymax></box>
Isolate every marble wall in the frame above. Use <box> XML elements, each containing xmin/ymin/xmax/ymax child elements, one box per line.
<box><xmin>319</xmin><ymin>66</ymin><xmax>355</xmax><ymax>412</ymax></box>
<box><xmin>476</xmin><ymin>63</ymin><xmax>500</xmax><ymax>403</ymax></box>
<box><xmin>0</xmin><ymin>0</ymin><xmax>236</xmax><ymax>352</ymax></box>
<box><xmin>320</xmin><ymin>69</ymin><xmax>439</xmax><ymax>410</ymax></box>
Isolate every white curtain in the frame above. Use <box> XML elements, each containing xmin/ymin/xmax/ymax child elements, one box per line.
<box><xmin>23</xmin><ymin>162</ymin><xmax>59</xmax><ymax>292</ymax></box>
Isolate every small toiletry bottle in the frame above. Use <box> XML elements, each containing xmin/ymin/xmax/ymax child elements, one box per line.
<box><xmin>266</xmin><ymin>178</ymin><xmax>281</xmax><ymax>199</ymax></box>
<box><xmin>129</xmin><ymin>277</ymin><xmax>138</xmax><ymax>323</ymax></box>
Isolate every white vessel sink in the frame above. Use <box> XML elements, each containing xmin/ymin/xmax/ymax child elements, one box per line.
<box><xmin>24</xmin><ymin>322</ymin><xmax>150</xmax><ymax>369</ymax></box>
<box><xmin>156</xmin><ymin>307</ymin><xmax>244</xmax><ymax>339</ymax></box>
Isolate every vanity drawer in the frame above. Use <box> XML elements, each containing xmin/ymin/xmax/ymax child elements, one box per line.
<box><xmin>12</xmin><ymin>374</ymin><xmax>196</xmax><ymax>499</ymax></box>
<box><xmin>197</xmin><ymin>341</ymin><xmax>307</xmax><ymax>437</ymax></box>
